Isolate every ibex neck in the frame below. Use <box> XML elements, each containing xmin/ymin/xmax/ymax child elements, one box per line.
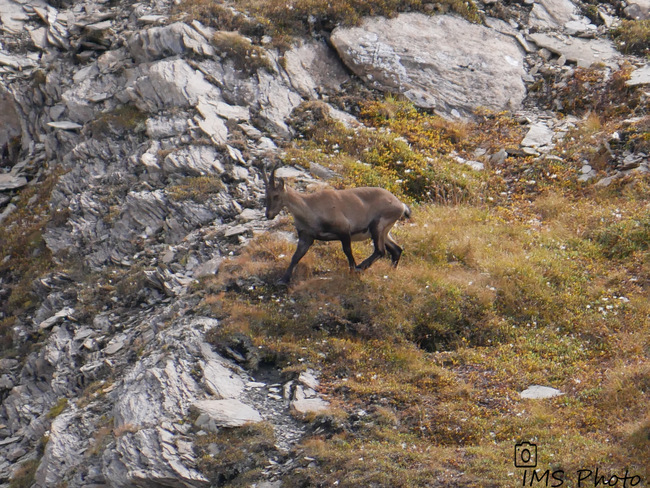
<box><xmin>283</xmin><ymin>187</ymin><xmax>313</xmax><ymax>225</ymax></box>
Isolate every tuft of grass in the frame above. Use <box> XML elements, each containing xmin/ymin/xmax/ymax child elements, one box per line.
<box><xmin>176</xmin><ymin>0</ymin><xmax>479</xmax><ymax>42</ymax></box>
<box><xmin>211</xmin><ymin>31</ymin><xmax>274</xmax><ymax>74</ymax></box>
<box><xmin>47</xmin><ymin>397</ymin><xmax>68</xmax><ymax>419</ymax></box>
<box><xmin>611</xmin><ymin>19</ymin><xmax>650</xmax><ymax>56</ymax></box>
<box><xmin>9</xmin><ymin>459</ymin><xmax>40</xmax><ymax>488</ymax></box>
<box><xmin>168</xmin><ymin>176</ymin><xmax>224</xmax><ymax>203</ymax></box>
<box><xmin>286</xmin><ymin>97</ymin><xmax>491</xmax><ymax>204</ymax></box>
<box><xmin>0</xmin><ymin>169</ymin><xmax>65</xmax><ymax>331</ymax></box>
<box><xmin>194</xmin><ymin>422</ymin><xmax>278</xmax><ymax>486</ymax></box>
<box><xmin>87</xmin><ymin>104</ymin><xmax>147</xmax><ymax>138</ymax></box>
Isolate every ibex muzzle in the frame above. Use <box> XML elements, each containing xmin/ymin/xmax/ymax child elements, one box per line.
<box><xmin>260</xmin><ymin>164</ymin><xmax>411</xmax><ymax>284</ymax></box>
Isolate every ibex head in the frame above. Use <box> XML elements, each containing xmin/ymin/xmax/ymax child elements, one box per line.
<box><xmin>260</xmin><ymin>162</ymin><xmax>285</xmax><ymax>220</ymax></box>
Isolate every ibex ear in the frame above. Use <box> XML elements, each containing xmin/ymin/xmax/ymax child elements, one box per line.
<box><xmin>276</xmin><ymin>177</ymin><xmax>285</xmax><ymax>190</ymax></box>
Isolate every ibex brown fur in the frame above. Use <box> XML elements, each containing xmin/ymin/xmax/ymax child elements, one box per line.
<box><xmin>261</xmin><ymin>165</ymin><xmax>411</xmax><ymax>284</ymax></box>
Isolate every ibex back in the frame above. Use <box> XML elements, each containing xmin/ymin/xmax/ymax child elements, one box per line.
<box><xmin>261</xmin><ymin>165</ymin><xmax>411</xmax><ymax>284</ymax></box>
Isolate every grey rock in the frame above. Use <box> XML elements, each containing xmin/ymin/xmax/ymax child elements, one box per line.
<box><xmin>626</xmin><ymin>64</ymin><xmax>650</xmax><ymax>86</ymax></box>
<box><xmin>193</xmin><ymin>257</ymin><xmax>223</xmax><ymax>278</ymax></box>
<box><xmin>193</xmin><ymin>399</ymin><xmax>262</xmax><ymax>429</ymax></box>
<box><xmin>128</xmin><ymin>58</ymin><xmax>220</xmax><ymax>112</ymax></box>
<box><xmin>521</xmin><ymin>122</ymin><xmax>555</xmax><ymax>148</ymax></box>
<box><xmin>202</xmin><ymin>359</ymin><xmax>245</xmax><ymax>399</ymax></box>
<box><xmin>128</xmin><ymin>22</ymin><xmax>215</xmax><ymax>63</ymax></box>
<box><xmin>528</xmin><ymin>33</ymin><xmax>620</xmax><ymax>68</ymax></box>
<box><xmin>291</xmin><ymin>398</ymin><xmax>330</xmax><ymax>415</ymax></box>
<box><xmin>47</xmin><ymin>121</ymin><xmax>83</xmax><ymax>130</ymax></box>
<box><xmin>520</xmin><ymin>385</ymin><xmax>564</xmax><ymax>399</ymax></box>
<box><xmin>0</xmin><ymin>203</ymin><xmax>17</xmax><ymax>223</ymax></box>
<box><xmin>298</xmin><ymin>370</ymin><xmax>319</xmax><ymax>390</ymax></box>
<box><xmin>0</xmin><ymin>173</ymin><xmax>26</xmax><ymax>191</ymax></box>
<box><xmin>528</xmin><ymin>0</ymin><xmax>579</xmax><ymax>30</ymax></box>
<box><xmin>162</xmin><ymin>145</ymin><xmax>224</xmax><ymax>176</ymax></box>
<box><xmin>0</xmin><ymin>0</ymin><xmax>36</xmax><ymax>34</ymax></box>
<box><xmin>0</xmin><ymin>52</ymin><xmax>38</xmax><ymax>70</ymax></box>
<box><xmin>625</xmin><ymin>0</ymin><xmax>650</xmax><ymax>19</ymax></box>
<box><xmin>331</xmin><ymin>13</ymin><xmax>526</xmax><ymax>118</ymax></box>
<box><xmin>39</xmin><ymin>307</ymin><xmax>75</xmax><ymax>330</ymax></box>
<box><xmin>283</xmin><ymin>40</ymin><xmax>350</xmax><ymax>98</ymax></box>
<box><xmin>196</xmin><ymin>98</ymin><xmax>229</xmax><ymax>145</ymax></box>
<box><xmin>145</xmin><ymin>115</ymin><xmax>189</xmax><ymax>139</ymax></box>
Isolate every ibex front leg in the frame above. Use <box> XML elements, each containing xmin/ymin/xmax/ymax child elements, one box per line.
<box><xmin>279</xmin><ymin>233</ymin><xmax>314</xmax><ymax>285</ymax></box>
<box><xmin>340</xmin><ymin>234</ymin><xmax>358</xmax><ymax>271</ymax></box>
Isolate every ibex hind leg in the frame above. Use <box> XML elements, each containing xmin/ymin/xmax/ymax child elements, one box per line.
<box><xmin>357</xmin><ymin>223</ymin><xmax>386</xmax><ymax>271</ymax></box>
<box><xmin>385</xmin><ymin>235</ymin><xmax>403</xmax><ymax>267</ymax></box>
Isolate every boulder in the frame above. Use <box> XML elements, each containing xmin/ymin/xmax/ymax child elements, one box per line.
<box><xmin>625</xmin><ymin>0</ymin><xmax>650</xmax><ymax>19</ymax></box>
<box><xmin>520</xmin><ymin>385</ymin><xmax>564</xmax><ymax>399</ymax></box>
<box><xmin>193</xmin><ymin>399</ymin><xmax>263</xmax><ymax>429</ymax></box>
<box><xmin>0</xmin><ymin>174</ymin><xmax>27</xmax><ymax>191</ymax></box>
<box><xmin>330</xmin><ymin>13</ymin><xmax>526</xmax><ymax>118</ymax></box>
<box><xmin>128</xmin><ymin>22</ymin><xmax>215</xmax><ymax>63</ymax></box>
<box><xmin>528</xmin><ymin>0</ymin><xmax>578</xmax><ymax>30</ymax></box>
<box><xmin>627</xmin><ymin>64</ymin><xmax>650</xmax><ymax>86</ymax></box>
<box><xmin>282</xmin><ymin>40</ymin><xmax>351</xmax><ymax>98</ymax></box>
<box><xmin>127</xmin><ymin>58</ymin><xmax>221</xmax><ymax>112</ymax></box>
<box><xmin>529</xmin><ymin>33</ymin><xmax>620</xmax><ymax>68</ymax></box>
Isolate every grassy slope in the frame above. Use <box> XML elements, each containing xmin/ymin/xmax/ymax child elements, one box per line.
<box><xmin>194</xmin><ymin>89</ymin><xmax>649</xmax><ymax>486</ymax></box>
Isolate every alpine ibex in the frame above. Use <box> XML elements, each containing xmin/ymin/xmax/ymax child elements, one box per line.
<box><xmin>261</xmin><ymin>165</ymin><xmax>411</xmax><ymax>284</ymax></box>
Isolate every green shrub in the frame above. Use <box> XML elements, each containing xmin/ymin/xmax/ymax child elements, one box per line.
<box><xmin>591</xmin><ymin>213</ymin><xmax>650</xmax><ymax>259</ymax></box>
<box><xmin>611</xmin><ymin>19</ymin><xmax>650</xmax><ymax>56</ymax></box>
<box><xmin>47</xmin><ymin>397</ymin><xmax>68</xmax><ymax>419</ymax></box>
<box><xmin>211</xmin><ymin>32</ymin><xmax>274</xmax><ymax>74</ymax></box>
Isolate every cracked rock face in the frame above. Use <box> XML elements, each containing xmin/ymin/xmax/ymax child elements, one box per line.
<box><xmin>330</xmin><ymin>13</ymin><xmax>527</xmax><ymax>118</ymax></box>
<box><xmin>1</xmin><ymin>0</ymin><xmax>648</xmax><ymax>485</ymax></box>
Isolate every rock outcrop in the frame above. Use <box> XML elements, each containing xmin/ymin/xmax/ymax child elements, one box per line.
<box><xmin>0</xmin><ymin>0</ymin><xmax>648</xmax><ymax>486</ymax></box>
<box><xmin>331</xmin><ymin>13</ymin><xmax>527</xmax><ymax>118</ymax></box>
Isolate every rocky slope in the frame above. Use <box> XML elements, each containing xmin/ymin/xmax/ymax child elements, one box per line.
<box><xmin>0</xmin><ymin>0</ymin><xmax>648</xmax><ymax>486</ymax></box>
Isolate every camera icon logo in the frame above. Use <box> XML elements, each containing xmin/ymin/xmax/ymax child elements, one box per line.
<box><xmin>514</xmin><ymin>442</ymin><xmax>538</xmax><ymax>468</ymax></box>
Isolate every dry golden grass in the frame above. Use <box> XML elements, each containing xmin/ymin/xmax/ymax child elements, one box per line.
<box><xmin>201</xmin><ymin>185</ymin><xmax>650</xmax><ymax>486</ymax></box>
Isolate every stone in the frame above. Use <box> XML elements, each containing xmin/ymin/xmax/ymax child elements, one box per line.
<box><xmin>528</xmin><ymin>33</ymin><xmax>620</xmax><ymax>68</ymax></box>
<box><xmin>282</xmin><ymin>40</ymin><xmax>351</xmax><ymax>98</ymax></box>
<box><xmin>0</xmin><ymin>174</ymin><xmax>27</xmax><ymax>191</ymax></box>
<box><xmin>0</xmin><ymin>0</ymin><xmax>33</xmax><ymax>34</ymax></box>
<box><xmin>162</xmin><ymin>145</ymin><xmax>224</xmax><ymax>176</ymax></box>
<box><xmin>128</xmin><ymin>58</ymin><xmax>221</xmax><ymax>112</ymax></box>
<box><xmin>224</xmin><ymin>224</ymin><xmax>249</xmax><ymax>238</ymax></box>
<box><xmin>201</xmin><ymin>359</ymin><xmax>245</xmax><ymax>398</ymax></box>
<box><xmin>520</xmin><ymin>385</ymin><xmax>564</xmax><ymax>399</ymax></box>
<box><xmin>39</xmin><ymin>307</ymin><xmax>75</xmax><ymax>330</ymax></box>
<box><xmin>625</xmin><ymin>0</ymin><xmax>650</xmax><ymax>19</ymax></box>
<box><xmin>145</xmin><ymin>115</ymin><xmax>189</xmax><ymax>138</ymax></box>
<box><xmin>521</xmin><ymin>122</ymin><xmax>554</xmax><ymax>148</ymax></box>
<box><xmin>193</xmin><ymin>399</ymin><xmax>262</xmax><ymax>429</ymax></box>
<box><xmin>196</xmin><ymin>98</ymin><xmax>229</xmax><ymax>145</ymax></box>
<box><xmin>291</xmin><ymin>398</ymin><xmax>330</xmax><ymax>415</ymax></box>
<box><xmin>47</xmin><ymin>121</ymin><xmax>83</xmax><ymax>130</ymax></box>
<box><xmin>330</xmin><ymin>13</ymin><xmax>526</xmax><ymax>118</ymax></box>
<box><xmin>193</xmin><ymin>257</ymin><xmax>223</xmax><ymax>278</ymax></box>
<box><xmin>528</xmin><ymin>0</ymin><xmax>578</xmax><ymax>30</ymax></box>
<box><xmin>0</xmin><ymin>52</ymin><xmax>38</xmax><ymax>70</ymax></box>
<box><xmin>626</xmin><ymin>64</ymin><xmax>650</xmax><ymax>86</ymax></box>
<box><xmin>298</xmin><ymin>370</ymin><xmax>319</xmax><ymax>390</ymax></box>
<box><xmin>128</xmin><ymin>22</ymin><xmax>215</xmax><ymax>63</ymax></box>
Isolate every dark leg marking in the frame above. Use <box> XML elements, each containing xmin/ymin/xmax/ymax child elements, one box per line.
<box><xmin>385</xmin><ymin>238</ymin><xmax>403</xmax><ymax>267</ymax></box>
<box><xmin>279</xmin><ymin>233</ymin><xmax>314</xmax><ymax>285</ymax></box>
<box><xmin>340</xmin><ymin>234</ymin><xmax>357</xmax><ymax>271</ymax></box>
